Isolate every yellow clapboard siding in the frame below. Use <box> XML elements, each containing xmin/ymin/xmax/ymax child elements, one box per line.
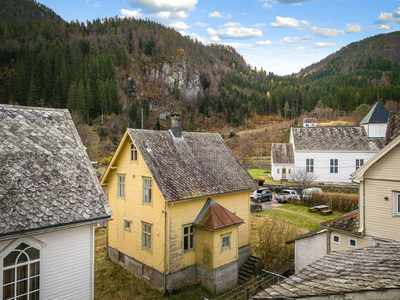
<box><xmin>105</xmin><ymin>136</ymin><xmax>251</xmax><ymax>274</ymax></box>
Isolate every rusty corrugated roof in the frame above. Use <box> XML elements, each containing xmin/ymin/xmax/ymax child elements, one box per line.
<box><xmin>194</xmin><ymin>199</ymin><xmax>243</xmax><ymax>230</ymax></box>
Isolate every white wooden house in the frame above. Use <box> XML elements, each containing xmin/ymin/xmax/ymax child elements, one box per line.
<box><xmin>0</xmin><ymin>105</ymin><xmax>111</xmax><ymax>300</ymax></box>
<box><xmin>272</xmin><ymin>126</ymin><xmax>383</xmax><ymax>183</ymax></box>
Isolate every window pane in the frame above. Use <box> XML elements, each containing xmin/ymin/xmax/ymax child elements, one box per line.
<box><xmin>30</xmin><ymin>262</ymin><xmax>40</xmax><ymax>277</ymax></box>
<box><xmin>189</xmin><ymin>234</ymin><xmax>194</xmax><ymax>248</ymax></box>
<box><xmin>3</xmin><ymin>283</ymin><xmax>15</xmax><ymax>299</ymax></box>
<box><xmin>16</xmin><ymin>295</ymin><xmax>27</xmax><ymax>300</ymax></box>
<box><xmin>4</xmin><ymin>251</ymin><xmax>19</xmax><ymax>267</ymax></box>
<box><xmin>184</xmin><ymin>237</ymin><xmax>188</xmax><ymax>250</ymax></box>
<box><xmin>16</xmin><ymin>279</ymin><xmax>27</xmax><ymax>295</ymax></box>
<box><xmin>29</xmin><ymin>276</ymin><xmax>40</xmax><ymax>292</ymax></box>
<box><xmin>16</xmin><ymin>244</ymin><xmax>29</xmax><ymax>251</ymax></box>
<box><xmin>4</xmin><ymin>269</ymin><xmax>15</xmax><ymax>285</ymax></box>
<box><xmin>30</xmin><ymin>291</ymin><xmax>39</xmax><ymax>300</ymax></box>
<box><xmin>184</xmin><ymin>227</ymin><xmax>188</xmax><ymax>235</ymax></box>
<box><xmin>17</xmin><ymin>265</ymin><xmax>27</xmax><ymax>281</ymax></box>
<box><xmin>26</xmin><ymin>248</ymin><xmax>40</xmax><ymax>260</ymax></box>
<box><xmin>148</xmin><ymin>190</ymin><xmax>152</xmax><ymax>203</ymax></box>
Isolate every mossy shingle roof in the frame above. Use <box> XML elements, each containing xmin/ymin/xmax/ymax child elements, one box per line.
<box><xmin>271</xmin><ymin>143</ymin><xmax>294</xmax><ymax>164</ymax></box>
<box><xmin>0</xmin><ymin>105</ymin><xmax>109</xmax><ymax>236</ymax></box>
<box><xmin>292</xmin><ymin>126</ymin><xmax>384</xmax><ymax>151</ymax></box>
<box><xmin>127</xmin><ymin>129</ymin><xmax>257</xmax><ymax>203</ymax></box>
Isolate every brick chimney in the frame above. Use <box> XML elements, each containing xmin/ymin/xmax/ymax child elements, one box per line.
<box><xmin>171</xmin><ymin>113</ymin><xmax>182</xmax><ymax>138</ymax></box>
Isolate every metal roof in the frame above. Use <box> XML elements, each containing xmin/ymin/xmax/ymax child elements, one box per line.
<box><xmin>193</xmin><ymin>198</ymin><xmax>243</xmax><ymax>230</ymax></box>
<box><xmin>0</xmin><ymin>105</ymin><xmax>109</xmax><ymax>237</ymax></box>
<box><xmin>360</xmin><ymin>102</ymin><xmax>389</xmax><ymax>125</ymax></box>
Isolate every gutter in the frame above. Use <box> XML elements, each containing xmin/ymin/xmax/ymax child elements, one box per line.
<box><xmin>319</xmin><ymin>226</ymin><xmax>362</xmax><ymax>238</ymax></box>
<box><xmin>163</xmin><ymin>206</ymin><xmax>167</xmax><ymax>295</ymax></box>
<box><xmin>165</xmin><ymin>189</ymin><xmax>254</xmax><ymax>205</ymax></box>
<box><xmin>0</xmin><ymin>217</ymin><xmax>111</xmax><ymax>242</ymax></box>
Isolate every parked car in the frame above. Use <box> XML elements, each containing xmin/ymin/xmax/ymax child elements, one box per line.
<box><xmin>275</xmin><ymin>189</ymin><xmax>300</xmax><ymax>203</ymax></box>
<box><xmin>250</xmin><ymin>201</ymin><xmax>262</xmax><ymax>212</ymax></box>
<box><xmin>302</xmin><ymin>187</ymin><xmax>323</xmax><ymax>199</ymax></box>
<box><xmin>251</xmin><ymin>188</ymin><xmax>273</xmax><ymax>203</ymax></box>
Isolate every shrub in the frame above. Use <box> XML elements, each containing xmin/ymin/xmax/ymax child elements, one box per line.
<box><xmin>229</xmin><ymin>131</ymin><xmax>236</xmax><ymax>138</ymax></box>
<box><xmin>288</xmin><ymin>193</ymin><xmax>358</xmax><ymax>213</ymax></box>
<box><xmin>255</xmin><ymin>217</ymin><xmax>306</xmax><ymax>274</ymax></box>
<box><xmin>99</xmin><ymin>156</ymin><xmax>113</xmax><ymax>166</ymax></box>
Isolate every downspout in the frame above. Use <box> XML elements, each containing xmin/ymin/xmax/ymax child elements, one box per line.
<box><xmin>163</xmin><ymin>204</ymin><xmax>167</xmax><ymax>295</ymax></box>
<box><xmin>362</xmin><ymin>180</ymin><xmax>366</xmax><ymax>237</ymax></box>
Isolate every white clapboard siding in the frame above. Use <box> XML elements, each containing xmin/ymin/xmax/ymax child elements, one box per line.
<box><xmin>295</xmin><ymin>231</ymin><xmax>327</xmax><ymax>273</ymax></box>
<box><xmin>0</xmin><ymin>225</ymin><xmax>94</xmax><ymax>300</ymax></box>
<box><xmin>41</xmin><ymin>225</ymin><xmax>93</xmax><ymax>300</ymax></box>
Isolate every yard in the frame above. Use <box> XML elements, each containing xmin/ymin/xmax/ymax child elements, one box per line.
<box><xmin>94</xmin><ymin>204</ymin><xmax>342</xmax><ymax>299</ymax></box>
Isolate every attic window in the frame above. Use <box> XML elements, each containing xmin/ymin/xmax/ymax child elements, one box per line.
<box><xmin>130</xmin><ymin>143</ymin><xmax>138</xmax><ymax>163</ymax></box>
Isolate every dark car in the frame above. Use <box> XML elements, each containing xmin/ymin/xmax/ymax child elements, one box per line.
<box><xmin>251</xmin><ymin>188</ymin><xmax>272</xmax><ymax>203</ymax></box>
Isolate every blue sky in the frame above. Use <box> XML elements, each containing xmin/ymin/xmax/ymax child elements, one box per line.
<box><xmin>39</xmin><ymin>0</ymin><xmax>400</xmax><ymax>75</ymax></box>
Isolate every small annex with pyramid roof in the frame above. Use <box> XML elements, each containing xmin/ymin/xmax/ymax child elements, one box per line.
<box><xmin>101</xmin><ymin>114</ymin><xmax>257</xmax><ymax>294</ymax></box>
<box><xmin>360</xmin><ymin>102</ymin><xmax>389</xmax><ymax>138</ymax></box>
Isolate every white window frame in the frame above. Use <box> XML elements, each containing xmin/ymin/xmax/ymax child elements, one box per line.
<box><xmin>330</xmin><ymin>159</ymin><xmax>338</xmax><ymax>173</ymax></box>
<box><xmin>221</xmin><ymin>233</ymin><xmax>231</xmax><ymax>252</ymax></box>
<box><xmin>355</xmin><ymin>159</ymin><xmax>364</xmax><ymax>170</ymax></box>
<box><xmin>117</xmin><ymin>174</ymin><xmax>125</xmax><ymax>198</ymax></box>
<box><xmin>393</xmin><ymin>193</ymin><xmax>400</xmax><ymax>217</ymax></box>
<box><xmin>143</xmin><ymin>178</ymin><xmax>152</xmax><ymax>205</ymax></box>
<box><xmin>332</xmin><ymin>234</ymin><xmax>341</xmax><ymax>245</ymax></box>
<box><xmin>182</xmin><ymin>224</ymin><xmax>195</xmax><ymax>253</ymax></box>
<box><xmin>142</xmin><ymin>222</ymin><xmax>152</xmax><ymax>252</ymax></box>
<box><xmin>306</xmin><ymin>159</ymin><xmax>314</xmax><ymax>173</ymax></box>
<box><xmin>124</xmin><ymin>219</ymin><xmax>131</xmax><ymax>232</ymax></box>
<box><xmin>348</xmin><ymin>238</ymin><xmax>357</xmax><ymax>249</ymax></box>
<box><xmin>130</xmin><ymin>142</ymin><xmax>138</xmax><ymax>163</ymax></box>
<box><xmin>1</xmin><ymin>237</ymin><xmax>45</xmax><ymax>300</ymax></box>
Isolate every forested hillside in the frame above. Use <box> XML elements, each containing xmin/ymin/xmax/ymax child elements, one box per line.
<box><xmin>1</xmin><ymin>0</ymin><xmax>400</xmax><ymax>160</ymax></box>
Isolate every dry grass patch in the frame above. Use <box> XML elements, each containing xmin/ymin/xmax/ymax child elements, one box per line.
<box><xmin>94</xmin><ymin>228</ymin><xmax>215</xmax><ymax>300</ymax></box>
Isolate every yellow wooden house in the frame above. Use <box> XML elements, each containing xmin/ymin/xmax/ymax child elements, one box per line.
<box><xmin>101</xmin><ymin>115</ymin><xmax>257</xmax><ymax>293</ymax></box>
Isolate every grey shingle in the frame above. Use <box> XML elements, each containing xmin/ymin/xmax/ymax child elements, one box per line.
<box><xmin>254</xmin><ymin>242</ymin><xmax>400</xmax><ymax>299</ymax></box>
<box><xmin>271</xmin><ymin>143</ymin><xmax>294</xmax><ymax>164</ymax></box>
<box><xmin>0</xmin><ymin>105</ymin><xmax>109</xmax><ymax>236</ymax></box>
<box><xmin>127</xmin><ymin>129</ymin><xmax>257</xmax><ymax>203</ymax></box>
<box><xmin>292</xmin><ymin>127</ymin><xmax>383</xmax><ymax>151</ymax></box>
<box><xmin>320</xmin><ymin>210</ymin><xmax>359</xmax><ymax>234</ymax></box>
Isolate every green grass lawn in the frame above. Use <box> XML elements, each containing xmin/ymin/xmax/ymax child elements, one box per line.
<box><xmin>257</xmin><ymin>209</ymin><xmax>322</xmax><ymax>231</ymax></box>
<box><xmin>281</xmin><ymin>204</ymin><xmax>343</xmax><ymax>221</ymax></box>
<box><xmin>248</xmin><ymin>168</ymin><xmax>270</xmax><ymax>179</ymax></box>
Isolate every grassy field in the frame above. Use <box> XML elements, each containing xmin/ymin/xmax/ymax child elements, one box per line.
<box><xmin>94</xmin><ymin>228</ymin><xmax>215</xmax><ymax>300</ymax></box>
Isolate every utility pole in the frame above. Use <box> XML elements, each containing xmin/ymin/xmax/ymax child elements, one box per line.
<box><xmin>141</xmin><ymin>107</ymin><xmax>143</xmax><ymax>129</ymax></box>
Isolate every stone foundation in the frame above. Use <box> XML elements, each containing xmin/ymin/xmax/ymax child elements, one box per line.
<box><xmin>108</xmin><ymin>244</ymin><xmax>251</xmax><ymax>294</ymax></box>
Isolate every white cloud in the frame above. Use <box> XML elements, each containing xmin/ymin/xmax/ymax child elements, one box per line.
<box><xmin>124</xmin><ymin>0</ymin><xmax>197</xmax><ymax>13</ymax></box>
<box><xmin>120</xmin><ymin>9</ymin><xmax>143</xmax><ymax>18</ymax></box>
<box><xmin>209</xmin><ymin>11</ymin><xmax>232</xmax><ymax>19</ymax></box>
<box><xmin>313</xmin><ymin>42</ymin><xmax>336</xmax><ymax>47</ymax></box>
<box><xmin>169</xmin><ymin>21</ymin><xmax>190</xmax><ymax>30</ymax></box>
<box><xmin>254</xmin><ymin>23</ymin><xmax>266</xmax><ymax>28</ymax></box>
<box><xmin>283</xmin><ymin>34</ymin><xmax>313</xmax><ymax>43</ymax></box>
<box><xmin>262</xmin><ymin>2</ymin><xmax>273</xmax><ymax>8</ymax></box>
<box><xmin>265</xmin><ymin>0</ymin><xmax>318</xmax><ymax>4</ymax></box>
<box><xmin>375</xmin><ymin>24</ymin><xmax>392</xmax><ymax>30</ymax></box>
<box><xmin>270</xmin><ymin>16</ymin><xmax>301</xmax><ymax>28</ymax></box>
<box><xmin>179</xmin><ymin>30</ymin><xmax>189</xmax><ymax>36</ymax></box>
<box><xmin>220</xmin><ymin>22</ymin><xmax>241</xmax><ymax>28</ymax></box>
<box><xmin>345</xmin><ymin>23</ymin><xmax>364</xmax><ymax>33</ymax></box>
<box><xmin>222</xmin><ymin>42</ymin><xmax>262</xmax><ymax>51</ymax></box>
<box><xmin>210</xmin><ymin>35</ymin><xmax>221</xmax><ymax>42</ymax></box>
<box><xmin>195</xmin><ymin>22</ymin><xmax>207</xmax><ymax>27</ymax></box>
<box><xmin>308</xmin><ymin>26</ymin><xmax>345</xmax><ymax>37</ymax></box>
<box><xmin>293</xmin><ymin>46</ymin><xmax>312</xmax><ymax>52</ymax></box>
<box><xmin>256</xmin><ymin>40</ymin><xmax>274</xmax><ymax>45</ymax></box>
<box><xmin>189</xmin><ymin>33</ymin><xmax>206</xmax><ymax>43</ymax></box>
<box><xmin>378</xmin><ymin>12</ymin><xmax>396</xmax><ymax>23</ymax></box>
<box><xmin>147</xmin><ymin>11</ymin><xmax>189</xmax><ymax>20</ymax></box>
<box><xmin>394</xmin><ymin>7</ymin><xmax>400</xmax><ymax>17</ymax></box>
<box><xmin>207</xmin><ymin>26</ymin><xmax>262</xmax><ymax>39</ymax></box>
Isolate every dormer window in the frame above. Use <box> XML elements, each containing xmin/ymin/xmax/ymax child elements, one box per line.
<box><xmin>130</xmin><ymin>143</ymin><xmax>138</xmax><ymax>163</ymax></box>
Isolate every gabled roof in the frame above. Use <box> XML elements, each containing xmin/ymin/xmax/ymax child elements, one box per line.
<box><xmin>384</xmin><ymin>111</ymin><xmax>400</xmax><ymax>146</ymax></box>
<box><xmin>352</xmin><ymin>133</ymin><xmax>400</xmax><ymax>180</ymax></box>
<box><xmin>286</xmin><ymin>228</ymin><xmax>327</xmax><ymax>244</ymax></box>
<box><xmin>360</xmin><ymin>102</ymin><xmax>389</xmax><ymax>125</ymax></box>
<box><xmin>291</xmin><ymin>126</ymin><xmax>383</xmax><ymax>151</ymax></box>
<box><xmin>103</xmin><ymin>128</ymin><xmax>257</xmax><ymax>203</ymax></box>
<box><xmin>271</xmin><ymin>143</ymin><xmax>294</xmax><ymax>164</ymax></box>
<box><xmin>303</xmin><ymin>118</ymin><xmax>316</xmax><ymax>123</ymax></box>
<box><xmin>0</xmin><ymin>105</ymin><xmax>110</xmax><ymax>237</ymax></box>
<box><xmin>193</xmin><ymin>199</ymin><xmax>243</xmax><ymax>230</ymax></box>
<box><xmin>254</xmin><ymin>242</ymin><xmax>400</xmax><ymax>299</ymax></box>
<box><xmin>320</xmin><ymin>210</ymin><xmax>360</xmax><ymax>235</ymax></box>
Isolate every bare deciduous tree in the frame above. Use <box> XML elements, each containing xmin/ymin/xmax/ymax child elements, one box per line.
<box><xmin>289</xmin><ymin>168</ymin><xmax>318</xmax><ymax>199</ymax></box>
